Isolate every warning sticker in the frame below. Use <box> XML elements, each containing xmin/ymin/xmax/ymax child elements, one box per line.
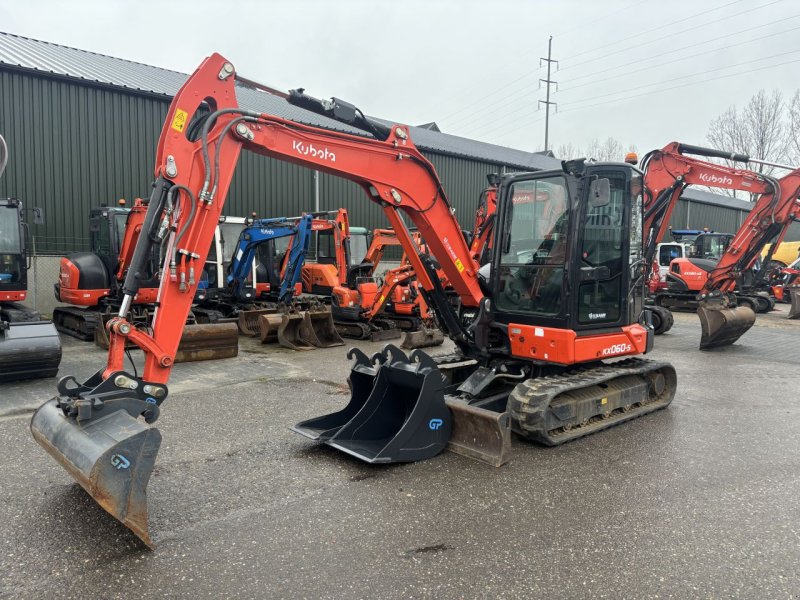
<box><xmin>171</xmin><ymin>109</ymin><xmax>188</xmax><ymax>132</ymax></box>
<box><xmin>454</xmin><ymin>258</ymin><xmax>465</xmax><ymax>273</ymax></box>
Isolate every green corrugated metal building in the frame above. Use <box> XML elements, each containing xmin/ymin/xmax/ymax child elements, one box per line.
<box><xmin>1</xmin><ymin>31</ymin><xmax>794</xmax><ymax>255</ymax></box>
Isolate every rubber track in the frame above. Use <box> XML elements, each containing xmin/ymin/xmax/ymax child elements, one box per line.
<box><xmin>509</xmin><ymin>358</ymin><xmax>676</xmax><ymax>446</ymax></box>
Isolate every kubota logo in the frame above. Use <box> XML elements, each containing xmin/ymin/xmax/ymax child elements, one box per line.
<box><xmin>601</xmin><ymin>343</ymin><xmax>632</xmax><ymax>356</ymax></box>
<box><xmin>698</xmin><ymin>173</ymin><xmax>733</xmax><ymax>185</ymax></box>
<box><xmin>292</xmin><ymin>140</ymin><xmax>336</xmax><ymax>162</ymax></box>
<box><xmin>260</xmin><ymin>229</ymin><xmax>275</xmax><ymax>235</ymax></box>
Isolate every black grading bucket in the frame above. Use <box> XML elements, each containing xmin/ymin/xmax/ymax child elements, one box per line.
<box><xmin>299</xmin><ymin>304</ymin><xmax>344</xmax><ymax>348</ymax></box>
<box><xmin>788</xmin><ymin>288</ymin><xmax>800</xmax><ymax>319</ymax></box>
<box><xmin>30</xmin><ymin>371</ymin><xmax>164</xmax><ymax>547</ymax></box>
<box><xmin>0</xmin><ymin>320</ymin><xmax>62</xmax><ymax>382</ymax></box>
<box><xmin>278</xmin><ymin>308</ymin><xmax>314</xmax><ymax>351</ymax></box>
<box><xmin>400</xmin><ymin>325</ymin><xmax>445</xmax><ymax>350</ymax></box>
<box><xmin>294</xmin><ymin>345</ymin><xmax>452</xmax><ymax>464</ymax></box>
<box><xmin>697</xmin><ymin>304</ymin><xmax>756</xmax><ymax>349</ymax></box>
<box><xmin>292</xmin><ymin>348</ymin><xmax>384</xmax><ymax>441</ymax></box>
<box><xmin>237</xmin><ymin>308</ymin><xmax>277</xmax><ymax>336</ymax></box>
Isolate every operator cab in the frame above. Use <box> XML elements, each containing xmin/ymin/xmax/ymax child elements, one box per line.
<box><xmin>0</xmin><ymin>199</ymin><xmax>25</xmax><ymax>296</ymax></box>
<box><xmin>490</xmin><ymin>161</ymin><xmax>645</xmax><ymax>334</ymax></box>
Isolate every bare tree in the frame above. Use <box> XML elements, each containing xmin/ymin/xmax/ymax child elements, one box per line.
<box><xmin>788</xmin><ymin>90</ymin><xmax>800</xmax><ymax>165</ymax></box>
<box><xmin>555</xmin><ymin>142</ymin><xmax>581</xmax><ymax>159</ymax></box>
<box><xmin>706</xmin><ymin>89</ymin><xmax>790</xmax><ymax>200</ymax></box>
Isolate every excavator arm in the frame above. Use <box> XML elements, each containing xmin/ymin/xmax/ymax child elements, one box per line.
<box><xmin>641</xmin><ymin>142</ymin><xmax>800</xmax><ymax>346</ymax></box>
<box><xmin>225</xmin><ymin>216</ymin><xmax>309</xmax><ymax>302</ymax></box>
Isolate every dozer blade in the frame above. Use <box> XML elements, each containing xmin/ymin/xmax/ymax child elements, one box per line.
<box><xmin>444</xmin><ymin>398</ymin><xmax>512</xmax><ymax>467</ymax></box>
<box><xmin>294</xmin><ymin>345</ymin><xmax>451</xmax><ymax>464</ymax></box>
<box><xmin>400</xmin><ymin>326</ymin><xmax>445</xmax><ymax>350</ymax></box>
<box><xmin>788</xmin><ymin>288</ymin><xmax>800</xmax><ymax>319</ymax></box>
<box><xmin>0</xmin><ymin>321</ymin><xmax>62</xmax><ymax>382</ymax></box>
<box><xmin>299</xmin><ymin>306</ymin><xmax>344</xmax><ymax>348</ymax></box>
<box><xmin>258</xmin><ymin>313</ymin><xmax>284</xmax><ymax>344</ymax></box>
<box><xmin>237</xmin><ymin>308</ymin><xmax>276</xmax><ymax>336</ymax></box>
<box><xmin>697</xmin><ymin>305</ymin><xmax>756</xmax><ymax>349</ymax></box>
<box><xmin>278</xmin><ymin>309</ymin><xmax>314</xmax><ymax>351</ymax></box>
<box><xmin>30</xmin><ymin>396</ymin><xmax>161</xmax><ymax>547</ymax></box>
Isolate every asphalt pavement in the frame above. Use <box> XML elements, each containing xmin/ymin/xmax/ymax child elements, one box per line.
<box><xmin>1</xmin><ymin>308</ymin><xmax>799</xmax><ymax>599</ymax></box>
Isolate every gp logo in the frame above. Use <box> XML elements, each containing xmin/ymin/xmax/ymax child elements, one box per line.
<box><xmin>110</xmin><ymin>454</ymin><xmax>131</xmax><ymax>470</ymax></box>
<box><xmin>428</xmin><ymin>418</ymin><xmax>444</xmax><ymax>430</ymax></box>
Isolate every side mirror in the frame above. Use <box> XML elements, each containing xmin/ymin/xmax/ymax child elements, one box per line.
<box><xmin>588</xmin><ymin>178</ymin><xmax>611</xmax><ymax>208</ymax></box>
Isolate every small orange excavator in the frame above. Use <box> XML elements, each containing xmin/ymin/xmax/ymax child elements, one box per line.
<box><xmin>301</xmin><ymin>208</ymin><xmax>401</xmax><ymax>340</ymax></box>
<box><xmin>31</xmin><ymin>53</ymin><xmax>679</xmax><ymax>546</ymax></box>
<box><xmin>639</xmin><ymin>143</ymin><xmax>800</xmax><ymax>347</ymax></box>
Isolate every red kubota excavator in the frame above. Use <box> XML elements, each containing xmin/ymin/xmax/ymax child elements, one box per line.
<box><xmin>31</xmin><ymin>53</ymin><xmax>678</xmax><ymax>547</ymax></box>
<box><xmin>639</xmin><ymin>143</ymin><xmax>800</xmax><ymax>348</ymax></box>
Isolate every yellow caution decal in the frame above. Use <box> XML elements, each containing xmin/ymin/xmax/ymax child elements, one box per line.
<box><xmin>171</xmin><ymin>109</ymin><xmax>188</xmax><ymax>132</ymax></box>
<box><xmin>454</xmin><ymin>258</ymin><xmax>465</xmax><ymax>273</ymax></box>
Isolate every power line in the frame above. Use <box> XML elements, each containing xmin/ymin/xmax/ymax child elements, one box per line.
<box><xmin>442</xmin><ymin>7</ymin><xmax>793</xmax><ymax>133</ymax></box>
<box><xmin>558</xmin><ymin>20</ymin><xmax>800</xmax><ymax>94</ymax></box>
<box><xmin>557</xmin><ymin>56</ymin><xmax>800</xmax><ymax>115</ymax></box>
<box><xmin>559</xmin><ymin>0</ymin><xmax>747</xmax><ymax>62</ymax></box>
<box><xmin>551</xmin><ymin>0</ymin><xmax>647</xmax><ymax>38</ymax></box>
<box><xmin>559</xmin><ymin>14</ymin><xmax>800</xmax><ymax>87</ymax></box>
<box><xmin>560</xmin><ymin>49</ymin><xmax>800</xmax><ymax>110</ymax></box>
<box><xmin>560</xmin><ymin>0</ymin><xmax>786</xmax><ymax>73</ymax></box>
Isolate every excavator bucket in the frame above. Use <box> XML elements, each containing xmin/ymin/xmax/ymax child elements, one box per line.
<box><xmin>277</xmin><ymin>308</ymin><xmax>314</xmax><ymax>351</ymax></box>
<box><xmin>30</xmin><ymin>390</ymin><xmax>161</xmax><ymax>547</ymax></box>
<box><xmin>96</xmin><ymin>317</ymin><xmax>239</xmax><ymax>362</ymax></box>
<box><xmin>697</xmin><ymin>304</ymin><xmax>756</xmax><ymax>349</ymax></box>
<box><xmin>0</xmin><ymin>320</ymin><xmax>62</xmax><ymax>382</ymax></box>
<box><xmin>788</xmin><ymin>288</ymin><xmax>800</xmax><ymax>319</ymax></box>
<box><xmin>258</xmin><ymin>313</ymin><xmax>284</xmax><ymax>344</ymax></box>
<box><xmin>293</xmin><ymin>345</ymin><xmax>451</xmax><ymax>463</ymax></box>
<box><xmin>400</xmin><ymin>325</ymin><xmax>445</xmax><ymax>350</ymax></box>
<box><xmin>292</xmin><ymin>348</ymin><xmax>382</xmax><ymax>440</ymax></box>
<box><xmin>237</xmin><ymin>308</ymin><xmax>277</xmax><ymax>336</ymax></box>
<box><xmin>299</xmin><ymin>304</ymin><xmax>344</xmax><ymax>348</ymax></box>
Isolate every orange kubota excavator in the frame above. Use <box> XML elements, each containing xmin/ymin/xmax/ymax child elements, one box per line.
<box><xmin>639</xmin><ymin>143</ymin><xmax>800</xmax><ymax>348</ymax></box>
<box><xmin>31</xmin><ymin>54</ymin><xmax>678</xmax><ymax>547</ymax></box>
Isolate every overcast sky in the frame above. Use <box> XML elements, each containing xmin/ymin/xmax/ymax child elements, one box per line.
<box><xmin>1</xmin><ymin>0</ymin><xmax>798</xmax><ymax>159</ymax></box>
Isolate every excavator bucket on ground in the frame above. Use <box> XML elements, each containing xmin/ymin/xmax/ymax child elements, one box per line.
<box><xmin>277</xmin><ymin>307</ymin><xmax>314</xmax><ymax>351</ymax></box>
<box><xmin>400</xmin><ymin>325</ymin><xmax>445</xmax><ymax>350</ymax></box>
<box><xmin>299</xmin><ymin>303</ymin><xmax>344</xmax><ymax>348</ymax></box>
<box><xmin>0</xmin><ymin>320</ymin><xmax>62</xmax><ymax>382</ymax></box>
<box><xmin>293</xmin><ymin>345</ymin><xmax>452</xmax><ymax>463</ymax></box>
<box><xmin>258</xmin><ymin>313</ymin><xmax>283</xmax><ymax>344</ymax></box>
<box><xmin>788</xmin><ymin>288</ymin><xmax>800</xmax><ymax>319</ymax></box>
<box><xmin>95</xmin><ymin>316</ymin><xmax>239</xmax><ymax>362</ymax></box>
<box><xmin>237</xmin><ymin>308</ymin><xmax>277</xmax><ymax>336</ymax></box>
<box><xmin>30</xmin><ymin>372</ymin><xmax>162</xmax><ymax>547</ymax></box>
<box><xmin>697</xmin><ymin>304</ymin><xmax>756</xmax><ymax>349</ymax></box>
